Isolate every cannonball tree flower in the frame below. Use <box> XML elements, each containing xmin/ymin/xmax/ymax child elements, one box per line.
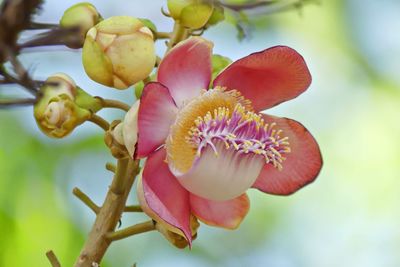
<box><xmin>135</xmin><ymin>37</ymin><xmax>322</xmax><ymax>243</ymax></box>
<box><xmin>82</xmin><ymin>16</ymin><xmax>156</xmax><ymax>89</ymax></box>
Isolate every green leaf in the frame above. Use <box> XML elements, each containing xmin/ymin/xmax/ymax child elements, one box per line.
<box><xmin>139</xmin><ymin>18</ymin><xmax>157</xmax><ymax>33</ymax></box>
<box><xmin>211</xmin><ymin>54</ymin><xmax>232</xmax><ymax>82</ymax></box>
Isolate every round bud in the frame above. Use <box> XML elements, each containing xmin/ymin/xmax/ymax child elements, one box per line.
<box><xmin>82</xmin><ymin>16</ymin><xmax>156</xmax><ymax>89</ymax></box>
<box><xmin>167</xmin><ymin>0</ymin><xmax>214</xmax><ymax>29</ymax></box>
<box><xmin>34</xmin><ymin>73</ymin><xmax>99</xmax><ymax>138</ymax></box>
<box><xmin>60</xmin><ymin>2</ymin><xmax>102</xmax><ymax>48</ymax></box>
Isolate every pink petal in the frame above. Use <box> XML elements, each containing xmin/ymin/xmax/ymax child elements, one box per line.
<box><xmin>190</xmin><ymin>193</ymin><xmax>250</xmax><ymax>229</ymax></box>
<box><xmin>140</xmin><ymin>148</ymin><xmax>192</xmax><ymax>242</ymax></box>
<box><xmin>137</xmin><ymin>82</ymin><xmax>178</xmax><ymax>158</ymax></box>
<box><xmin>158</xmin><ymin>37</ymin><xmax>213</xmax><ymax>107</ymax></box>
<box><xmin>213</xmin><ymin>46</ymin><xmax>312</xmax><ymax>112</ymax></box>
<box><xmin>253</xmin><ymin>115</ymin><xmax>322</xmax><ymax>195</ymax></box>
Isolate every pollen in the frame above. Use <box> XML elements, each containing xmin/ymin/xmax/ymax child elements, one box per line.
<box><xmin>166</xmin><ymin>87</ymin><xmax>250</xmax><ymax>173</ymax></box>
<box><xmin>187</xmin><ymin>104</ymin><xmax>291</xmax><ymax>171</ymax></box>
<box><xmin>165</xmin><ymin>87</ymin><xmax>290</xmax><ymax>174</ymax></box>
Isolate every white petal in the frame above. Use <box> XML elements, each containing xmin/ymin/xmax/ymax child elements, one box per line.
<box><xmin>173</xmin><ymin>141</ymin><xmax>264</xmax><ymax>201</ymax></box>
<box><xmin>123</xmin><ymin>100</ymin><xmax>140</xmax><ymax>157</ymax></box>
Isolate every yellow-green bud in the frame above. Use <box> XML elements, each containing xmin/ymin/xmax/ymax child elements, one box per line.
<box><xmin>82</xmin><ymin>16</ymin><xmax>156</xmax><ymax>89</ymax></box>
<box><xmin>60</xmin><ymin>2</ymin><xmax>102</xmax><ymax>48</ymax></box>
<box><xmin>167</xmin><ymin>0</ymin><xmax>214</xmax><ymax>29</ymax></box>
<box><xmin>34</xmin><ymin>73</ymin><xmax>100</xmax><ymax>138</ymax></box>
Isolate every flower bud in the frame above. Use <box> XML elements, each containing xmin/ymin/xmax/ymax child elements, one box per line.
<box><xmin>167</xmin><ymin>0</ymin><xmax>214</xmax><ymax>29</ymax></box>
<box><xmin>60</xmin><ymin>2</ymin><xmax>102</xmax><ymax>48</ymax></box>
<box><xmin>34</xmin><ymin>73</ymin><xmax>100</xmax><ymax>138</ymax></box>
<box><xmin>105</xmin><ymin>120</ymin><xmax>129</xmax><ymax>159</ymax></box>
<box><xmin>82</xmin><ymin>16</ymin><xmax>156</xmax><ymax>89</ymax></box>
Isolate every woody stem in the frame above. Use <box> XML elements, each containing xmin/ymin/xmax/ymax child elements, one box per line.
<box><xmin>74</xmin><ymin>158</ymin><xmax>140</xmax><ymax>267</ymax></box>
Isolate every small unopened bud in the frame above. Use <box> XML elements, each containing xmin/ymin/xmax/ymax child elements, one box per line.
<box><xmin>60</xmin><ymin>2</ymin><xmax>102</xmax><ymax>48</ymax></box>
<box><xmin>105</xmin><ymin>120</ymin><xmax>129</xmax><ymax>159</ymax></box>
<box><xmin>82</xmin><ymin>16</ymin><xmax>156</xmax><ymax>89</ymax></box>
<box><xmin>167</xmin><ymin>0</ymin><xmax>214</xmax><ymax>29</ymax></box>
<box><xmin>105</xmin><ymin>101</ymin><xmax>140</xmax><ymax>158</ymax></box>
<box><xmin>34</xmin><ymin>73</ymin><xmax>100</xmax><ymax>138</ymax></box>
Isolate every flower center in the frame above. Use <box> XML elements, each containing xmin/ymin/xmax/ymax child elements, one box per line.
<box><xmin>166</xmin><ymin>88</ymin><xmax>291</xmax><ymax>201</ymax></box>
<box><xmin>187</xmin><ymin>104</ymin><xmax>291</xmax><ymax>170</ymax></box>
<box><xmin>166</xmin><ymin>87</ymin><xmax>251</xmax><ymax>174</ymax></box>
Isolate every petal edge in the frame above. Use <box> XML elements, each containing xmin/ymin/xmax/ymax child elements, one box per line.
<box><xmin>214</xmin><ymin>46</ymin><xmax>312</xmax><ymax>112</ymax></box>
<box><xmin>253</xmin><ymin>115</ymin><xmax>322</xmax><ymax>195</ymax></box>
<box><xmin>190</xmin><ymin>193</ymin><xmax>250</xmax><ymax>229</ymax></box>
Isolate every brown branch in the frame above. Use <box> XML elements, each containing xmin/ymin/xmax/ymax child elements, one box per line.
<box><xmin>73</xmin><ymin>187</ymin><xmax>100</xmax><ymax>214</ymax></box>
<box><xmin>0</xmin><ymin>98</ymin><xmax>36</xmax><ymax>108</ymax></box>
<box><xmin>96</xmin><ymin>97</ymin><xmax>131</xmax><ymax>112</ymax></box>
<box><xmin>105</xmin><ymin>162</ymin><xmax>116</xmax><ymax>173</ymax></box>
<box><xmin>28</xmin><ymin>21</ymin><xmax>58</xmax><ymax>30</ymax></box>
<box><xmin>221</xmin><ymin>0</ymin><xmax>277</xmax><ymax>11</ymax></box>
<box><xmin>105</xmin><ymin>221</ymin><xmax>155</xmax><ymax>242</ymax></box>
<box><xmin>88</xmin><ymin>114</ymin><xmax>110</xmax><ymax>131</ymax></box>
<box><xmin>46</xmin><ymin>250</ymin><xmax>61</xmax><ymax>267</ymax></box>
<box><xmin>124</xmin><ymin>205</ymin><xmax>143</xmax><ymax>213</ymax></box>
<box><xmin>221</xmin><ymin>0</ymin><xmax>317</xmax><ymax>13</ymax></box>
<box><xmin>18</xmin><ymin>27</ymin><xmax>82</xmax><ymax>49</ymax></box>
<box><xmin>74</xmin><ymin>159</ymin><xmax>141</xmax><ymax>267</ymax></box>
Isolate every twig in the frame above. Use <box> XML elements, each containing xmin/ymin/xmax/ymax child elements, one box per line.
<box><xmin>46</xmin><ymin>250</ymin><xmax>61</xmax><ymax>267</ymax></box>
<box><xmin>97</xmin><ymin>98</ymin><xmax>130</xmax><ymax>112</ymax></box>
<box><xmin>88</xmin><ymin>114</ymin><xmax>110</xmax><ymax>131</ymax></box>
<box><xmin>73</xmin><ymin>187</ymin><xmax>100</xmax><ymax>214</ymax></box>
<box><xmin>0</xmin><ymin>98</ymin><xmax>36</xmax><ymax>108</ymax></box>
<box><xmin>74</xmin><ymin>159</ymin><xmax>140</xmax><ymax>266</ymax></box>
<box><xmin>167</xmin><ymin>22</ymin><xmax>189</xmax><ymax>51</ymax></box>
<box><xmin>28</xmin><ymin>21</ymin><xmax>58</xmax><ymax>30</ymax></box>
<box><xmin>105</xmin><ymin>162</ymin><xmax>116</xmax><ymax>173</ymax></box>
<box><xmin>156</xmin><ymin>31</ymin><xmax>171</xmax><ymax>39</ymax></box>
<box><xmin>1</xmin><ymin>48</ymin><xmax>39</xmax><ymax>95</ymax></box>
<box><xmin>124</xmin><ymin>205</ymin><xmax>143</xmax><ymax>212</ymax></box>
<box><xmin>105</xmin><ymin>221</ymin><xmax>155</xmax><ymax>241</ymax></box>
<box><xmin>222</xmin><ymin>0</ymin><xmax>317</xmax><ymax>14</ymax></box>
<box><xmin>18</xmin><ymin>27</ymin><xmax>82</xmax><ymax>49</ymax></box>
<box><xmin>221</xmin><ymin>0</ymin><xmax>276</xmax><ymax>11</ymax></box>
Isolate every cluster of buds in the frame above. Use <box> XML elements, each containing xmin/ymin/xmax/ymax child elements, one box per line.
<box><xmin>167</xmin><ymin>0</ymin><xmax>225</xmax><ymax>29</ymax></box>
<box><xmin>34</xmin><ymin>74</ymin><xmax>101</xmax><ymax>138</ymax></box>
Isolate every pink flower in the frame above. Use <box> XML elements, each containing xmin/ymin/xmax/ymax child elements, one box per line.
<box><xmin>136</xmin><ymin>37</ymin><xmax>322</xmax><ymax>244</ymax></box>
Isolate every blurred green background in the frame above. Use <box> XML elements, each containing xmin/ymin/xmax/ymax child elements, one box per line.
<box><xmin>1</xmin><ymin>0</ymin><xmax>400</xmax><ymax>266</ymax></box>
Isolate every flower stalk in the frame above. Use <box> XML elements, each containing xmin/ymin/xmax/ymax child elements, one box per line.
<box><xmin>124</xmin><ymin>205</ymin><xmax>143</xmax><ymax>212</ymax></box>
<box><xmin>105</xmin><ymin>220</ymin><xmax>155</xmax><ymax>241</ymax></box>
<box><xmin>74</xmin><ymin>158</ymin><xmax>140</xmax><ymax>267</ymax></box>
<box><xmin>73</xmin><ymin>187</ymin><xmax>100</xmax><ymax>214</ymax></box>
<box><xmin>88</xmin><ymin>114</ymin><xmax>110</xmax><ymax>131</ymax></box>
<box><xmin>167</xmin><ymin>22</ymin><xmax>189</xmax><ymax>51</ymax></box>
